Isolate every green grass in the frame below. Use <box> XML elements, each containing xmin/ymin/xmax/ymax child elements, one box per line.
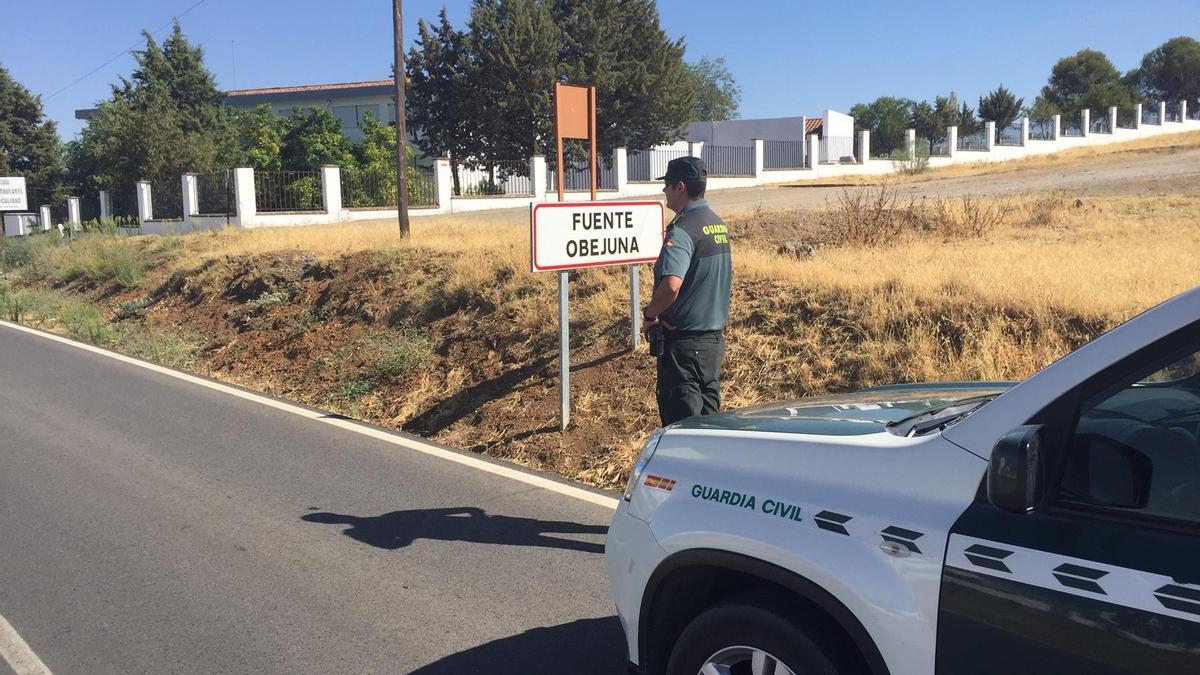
<box><xmin>366</xmin><ymin>326</ymin><xmax>433</xmax><ymax>380</ymax></box>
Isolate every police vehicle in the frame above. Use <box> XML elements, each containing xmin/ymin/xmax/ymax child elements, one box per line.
<box><xmin>608</xmin><ymin>285</ymin><xmax>1200</xmax><ymax>675</ymax></box>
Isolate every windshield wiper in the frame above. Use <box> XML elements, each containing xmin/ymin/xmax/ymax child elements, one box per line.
<box><xmin>886</xmin><ymin>396</ymin><xmax>995</xmax><ymax>437</ymax></box>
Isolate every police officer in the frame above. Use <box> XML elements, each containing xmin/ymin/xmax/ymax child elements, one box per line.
<box><xmin>642</xmin><ymin>156</ymin><xmax>733</xmax><ymax>426</ymax></box>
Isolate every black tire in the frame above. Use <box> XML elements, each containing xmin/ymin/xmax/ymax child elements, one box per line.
<box><xmin>665</xmin><ymin>596</ymin><xmax>846</xmax><ymax>675</ymax></box>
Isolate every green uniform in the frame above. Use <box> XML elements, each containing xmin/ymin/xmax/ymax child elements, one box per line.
<box><xmin>653</xmin><ymin>199</ymin><xmax>733</xmax><ymax>425</ymax></box>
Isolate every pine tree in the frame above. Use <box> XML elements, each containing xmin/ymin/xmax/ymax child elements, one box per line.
<box><xmin>467</xmin><ymin>0</ymin><xmax>561</xmax><ymax>162</ymax></box>
<box><xmin>0</xmin><ymin>65</ymin><xmax>65</xmax><ymax>203</ymax></box>
<box><xmin>407</xmin><ymin>9</ymin><xmax>476</xmax><ymax>194</ymax></box>
<box><xmin>71</xmin><ymin>22</ymin><xmax>237</xmax><ymax>214</ymax></box>
<box><xmin>556</xmin><ymin>0</ymin><xmax>693</xmax><ymax>154</ymax></box>
<box><xmin>978</xmin><ymin>85</ymin><xmax>1024</xmax><ymax>140</ymax></box>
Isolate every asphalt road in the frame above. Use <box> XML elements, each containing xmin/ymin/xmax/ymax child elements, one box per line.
<box><xmin>0</xmin><ymin>324</ymin><xmax>624</xmax><ymax>674</ymax></box>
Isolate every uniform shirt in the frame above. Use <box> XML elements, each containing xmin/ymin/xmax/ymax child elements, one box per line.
<box><xmin>653</xmin><ymin>199</ymin><xmax>732</xmax><ymax>332</ymax></box>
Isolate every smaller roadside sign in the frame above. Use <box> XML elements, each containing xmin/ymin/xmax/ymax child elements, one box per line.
<box><xmin>0</xmin><ymin>177</ymin><xmax>27</xmax><ymax>211</ymax></box>
<box><xmin>531</xmin><ymin>201</ymin><xmax>665</xmax><ymax>272</ymax></box>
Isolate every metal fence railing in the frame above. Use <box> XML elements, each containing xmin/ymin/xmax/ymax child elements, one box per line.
<box><xmin>958</xmin><ymin>131</ymin><xmax>990</xmax><ymax>150</ymax></box>
<box><xmin>701</xmin><ymin>144</ymin><xmax>754</xmax><ymax>176</ymax></box>
<box><xmin>763</xmin><ymin>140</ymin><xmax>806</xmax><ymax>169</ymax></box>
<box><xmin>341</xmin><ymin>170</ymin><xmax>394</xmax><ymax>207</ymax></box>
<box><xmin>1060</xmin><ymin>124</ymin><xmax>1083</xmax><ymax>137</ymax></box>
<box><xmin>1141</xmin><ymin>107</ymin><xmax>1160</xmax><ymax>125</ymax></box>
<box><xmin>1089</xmin><ymin>115</ymin><xmax>1111</xmax><ymax>135</ymax></box>
<box><xmin>627</xmin><ymin>148</ymin><xmax>689</xmax><ymax>182</ymax></box>
<box><xmin>109</xmin><ymin>185</ymin><xmax>138</xmax><ymax>221</ymax></box>
<box><xmin>1028</xmin><ymin>120</ymin><xmax>1054</xmax><ymax>140</ymax></box>
<box><xmin>456</xmin><ymin>160</ymin><xmax>532</xmax><ymax>196</ymax></box>
<box><xmin>196</xmin><ymin>170</ymin><xmax>235</xmax><ymax>216</ymax></box>
<box><xmin>80</xmin><ymin>194</ymin><xmax>101</xmax><ymax>222</ymax></box>
<box><xmin>548</xmin><ymin>159</ymin><xmax>617</xmax><ymax>192</ymax></box>
<box><xmin>928</xmin><ymin>138</ymin><xmax>950</xmax><ymax>156</ymax></box>
<box><xmin>820</xmin><ymin>136</ymin><xmax>856</xmax><ymax>163</ymax></box>
<box><xmin>254</xmin><ymin>170</ymin><xmax>324</xmax><ymax>212</ymax></box>
<box><xmin>150</xmin><ymin>179</ymin><xmax>183</xmax><ymax>220</ymax></box>
<box><xmin>1165</xmin><ymin>103</ymin><xmax>1182</xmax><ymax>123</ymax></box>
<box><xmin>996</xmin><ymin>121</ymin><xmax>1023</xmax><ymax>146</ymax></box>
<box><xmin>410</xmin><ymin>166</ymin><xmax>437</xmax><ymax>207</ymax></box>
<box><xmin>1188</xmin><ymin>104</ymin><xmax>1200</xmax><ymax>121</ymax></box>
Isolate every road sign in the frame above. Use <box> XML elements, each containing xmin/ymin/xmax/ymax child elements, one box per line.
<box><xmin>530</xmin><ymin>201</ymin><xmax>665</xmax><ymax>272</ymax></box>
<box><xmin>0</xmin><ymin>177</ymin><xmax>28</xmax><ymax>211</ymax></box>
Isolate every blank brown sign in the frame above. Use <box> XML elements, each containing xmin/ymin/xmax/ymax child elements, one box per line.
<box><xmin>555</xmin><ymin>84</ymin><xmax>591</xmax><ymax>140</ymax></box>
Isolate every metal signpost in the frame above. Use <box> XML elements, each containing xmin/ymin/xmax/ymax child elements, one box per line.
<box><xmin>536</xmin><ymin>84</ymin><xmax>665</xmax><ymax>430</ymax></box>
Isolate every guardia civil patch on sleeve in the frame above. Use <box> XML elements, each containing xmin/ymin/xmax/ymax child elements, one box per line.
<box><xmin>665</xmin><ymin>240</ymin><xmax>674</xmax><ymax>247</ymax></box>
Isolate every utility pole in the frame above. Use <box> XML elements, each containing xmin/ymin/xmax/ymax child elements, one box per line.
<box><xmin>393</xmin><ymin>0</ymin><xmax>411</xmax><ymax>238</ymax></box>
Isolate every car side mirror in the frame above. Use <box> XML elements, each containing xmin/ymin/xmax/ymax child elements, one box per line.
<box><xmin>988</xmin><ymin>425</ymin><xmax>1045</xmax><ymax>514</ymax></box>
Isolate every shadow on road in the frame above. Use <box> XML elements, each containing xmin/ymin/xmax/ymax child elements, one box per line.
<box><xmin>409</xmin><ymin>616</ymin><xmax>627</xmax><ymax>675</ymax></box>
<box><xmin>301</xmin><ymin>507</ymin><xmax>607</xmax><ymax>553</ymax></box>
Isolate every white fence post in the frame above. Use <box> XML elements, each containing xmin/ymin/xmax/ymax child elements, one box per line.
<box><xmin>530</xmin><ymin>155</ymin><xmax>548</xmax><ymax>202</ymax></box>
<box><xmin>688</xmin><ymin>141</ymin><xmax>703</xmax><ymax>159</ymax></box>
<box><xmin>99</xmin><ymin>190</ymin><xmax>112</xmax><ymax>219</ymax></box>
<box><xmin>39</xmin><ymin>205</ymin><xmax>51</xmax><ymax>231</ymax></box>
<box><xmin>233</xmin><ymin>167</ymin><xmax>255</xmax><ymax>225</ymax></box>
<box><xmin>905</xmin><ymin>128</ymin><xmax>917</xmax><ymax>158</ymax></box>
<box><xmin>984</xmin><ymin>121</ymin><xmax>996</xmax><ymax>150</ymax></box>
<box><xmin>751</xmin><ymin>138</ymin><xmax>764</xmax><ymax>179</ymax></box>
<box><xmin>1158</xmin><ymin>101</ymin><xmax>1167</xmax><ymax>124</ymax></box>
<box><xmin>1019</xmin><ymin>117</ymin><xmax>1029</xmax><ymax>146</ymax></box>
<box><xmin>1133</xmin><ymin>104</ymin><xmax>1142</xmax><ymax>129</ymax></box>
<box><xmin>67</xmin><ymin>196</ymin><xmax>81</xmax><ymax>226</ymax></box>
<box><xmin>136</xmin><ymin>180</ymin><xmax>153</xmax><ymax>224</ymax></box>
<box><xmin>182</xmin><ymin>173</ymin><xmax>199</xmax><ymax>226</ymax></box>
<box><xmin>1052</xmin><ymin>115</ymin><xmax>1061</xmax><ymax>140</ymax></box>
<box><xmin>1108</xmin><ymin>106</ymin><xmax>1118</xmax><ymax>133</ymax></box>
<box><xmin>613</xmin><ymin>148</ymin><xmax>628</xmax><ymax>195</ymax></box>
<box><xmin>947</xmin><ymin>126</ymin><xmax>958</xmax><ymax>158</ymax></box>
<box><xmin>1182</xmin><ymin>100</ymin><xmax>1189</xmax><ymax>122</ymax></box>
<box><xmin>1080</xmin><ymin>110</ymin><xmax>1090</xmax><ymax>137</ymax></box>
<box><xmin>857</xmin><ymin>129</ymin><xmax>870</xmax><ymax>164</ymax></box>
<box><xmin>807</xmin><ymin>134</ymin><xmax>820</xmax><ymax>168</ymax></box>
<box><xmin>320</xmin><ymin>165</ymin><xmax>341</xmax><ymax>216</ymax></box>
<box><xmin>434</xmin><ymin>157</ymin><xmax>453</xmax><ymax>213</ymax></box>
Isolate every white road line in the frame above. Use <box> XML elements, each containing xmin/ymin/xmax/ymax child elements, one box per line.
<box><xmin>0</xmin><ymin>613</ymin><xmax>51</xmax><ymax>675</ymax></box>
<box><xmin>0</xmin><ymin>321</ymin><xmax>619</xmax><ymax>510</ymax></box>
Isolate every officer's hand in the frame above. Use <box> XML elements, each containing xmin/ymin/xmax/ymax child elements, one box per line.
<box><xmin>641</xmin><ymin>316</ymin><xmax>659</xmax><ymax>337</ymax></box>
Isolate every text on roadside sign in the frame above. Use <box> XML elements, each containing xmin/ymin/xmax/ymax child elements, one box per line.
<box><xmin>530</xmin><ymin>201</ymin><xmax>664</xmax><ymax>272</ymax></box>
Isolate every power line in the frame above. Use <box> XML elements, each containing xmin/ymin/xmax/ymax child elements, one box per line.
<box><xmin>41</xmin><ymin>0</ymin><xmax>212</xmax><ymax>102</ymax></box>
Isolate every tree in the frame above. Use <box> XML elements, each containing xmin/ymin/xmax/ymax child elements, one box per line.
<box><xmin>0</xmin><ymin>65</ymin><xmax>65</xmax><ymax>203</ymax></box>
<box><xmin>71</xmin><ymin>22</ymin><xmax>237</xmax><ymax>214</ymax></box>
<box><xmin>556</xmin><ymin>0</ymin><xmax>693</xmax><ymax>155</ymax></box>
<box><xmin>849</xmin><ymin>96</ymin><xmax>914</xmax><ymax>156</ymax></box>
<box><xmin>910</xmin><ymin>92</ymin><xmax>978</xmax><ymax>146</ymax></box>
<box><xmin>407</xmin><ymin>9</ymin><xmax>475</xmax><ymax>194</ymax></box>
<box><xmin>687</xmin><ymin>56</ymin><xmax>740</xmax><ymax>122</ymax></box>
<box><xmin>236</xmin><ymin>104</ymin><xmax>286</xmax><ymax>171</ymax></box>
<box><xmin>467</xmin><ymin>0</ymin><xmax>561</xmax><ymax>162</ymax></box>
<box><xmin>1040</xmin><ymin>49</ymin><xmax>1135</xmax><ymax>124</ymax></box>
<box><xmin>1130</xmin><ymin>36</ymin><xmax>1200</xmax><ymax>107</ymax></box>
<box><xmin>978</xmin><ymin>85</ymin><xmax>1024</xmax><ymax>140</ymax></box>
<box><xmin>280</xmin><ymin>107</ymin><xmax>355</xmax><ymax>170</ymax></box>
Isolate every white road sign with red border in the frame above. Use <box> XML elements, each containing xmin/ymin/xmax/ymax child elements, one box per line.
<box><xmin>530</xmin><ymin>201</ymin><xmax>665</xmax><ymax>272</ymax></box>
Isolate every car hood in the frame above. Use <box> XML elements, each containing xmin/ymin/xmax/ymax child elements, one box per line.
<box><xmin>671</xmin><ymin>382</ymin><xmax>1016</xmax><ymax>436</ymax></box>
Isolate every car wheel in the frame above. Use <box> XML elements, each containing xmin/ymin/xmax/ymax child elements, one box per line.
<box><xmin>666</xmin><ymin>598</ymin><xmax>844</xmax><ymax>675</ymax></box>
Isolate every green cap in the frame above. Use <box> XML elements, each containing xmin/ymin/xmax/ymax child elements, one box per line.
<box><xmin>657</xmin><ymin>156</ymin><xmax>707</xmax><ymax>182</ymax></box>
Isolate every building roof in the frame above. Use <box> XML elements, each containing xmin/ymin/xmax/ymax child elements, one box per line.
<box><xmin>224</xmin><ymin>79</ymin><xmax>394</xmax><ymax>98</ymax></box>
<box><xmin>805</xmin><ymin>118</ymin><xmax>823</xmax><ymax>134</ymax></box>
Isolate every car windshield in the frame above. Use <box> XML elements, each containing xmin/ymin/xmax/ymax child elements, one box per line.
<box><xmin>885</xmin><ymin>395</ymin><xmax>997</xmax><ymax>437</ymax></box>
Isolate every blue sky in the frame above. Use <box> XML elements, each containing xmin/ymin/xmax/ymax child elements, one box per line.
<box><xmin>4</xmin><ymin>0</ymin><xmax>1197</xmax><ymax>139</ymax></box>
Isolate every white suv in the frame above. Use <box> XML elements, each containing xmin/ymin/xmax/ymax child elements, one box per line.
<box><xmin>608</xmin><ymin>286</ymin><xmax>1200</xmax><ymax>675</ymax></box>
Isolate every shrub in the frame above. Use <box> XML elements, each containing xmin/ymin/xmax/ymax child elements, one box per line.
<box><xmin>62</xmin><ymin>303</ymin><xmax>110</xmax><ymax>344</ymax></box>
<box><xmin>247</xmin><ymin>289</ymin><xmax>289</xmax><ymax>312</ymax></box>
<box><xmin>890</xmin><ymin>140</ymin><xmax>931</xmax><ymax>175</ymax></box>
<box><xmin>114</xmin><ymin>297</ymin><xmax>151</xmax><ymax>320</ymax></box>
<box><xmin>368</xmin><ymin>328</ymin><xmax>433</xmax><ymax>379</ymax></box>
<box><xmin>113</xmin><ymin>325</ymin><xmax>197</xmax><ymax>369</ymax></box>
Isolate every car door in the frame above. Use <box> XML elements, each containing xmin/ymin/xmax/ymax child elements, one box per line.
<box><xmin>936</xmin><ymin>325</ymin><xmax>1200</xmax><ymax>674</ymax></box>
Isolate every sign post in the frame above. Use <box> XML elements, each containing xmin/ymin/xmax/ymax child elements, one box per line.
<box><xmin>0</xmin><ymin>176</ymin><xmax>29</xmax><ymax>239</ymax></box>
<box><xmin>545</xmin><ymin>84</ymin><xmax>664</xmax><ymax>430</ymax></box>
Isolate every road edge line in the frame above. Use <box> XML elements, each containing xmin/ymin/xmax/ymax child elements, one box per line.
<box><xmin>0</xmin><ymin>321</ymin><xmax>619</xmax><ymax>511</ymax></box>
<box><xmin>0</xmin><ymin>612</ymin><xmax>51</xmax><ymax>675</ymax></box>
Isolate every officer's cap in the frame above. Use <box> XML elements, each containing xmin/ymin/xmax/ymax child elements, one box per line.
<box><xmin>657</xmin><ymin>156</ymin><xmax>707</xmax><ymax>183</ymax></box>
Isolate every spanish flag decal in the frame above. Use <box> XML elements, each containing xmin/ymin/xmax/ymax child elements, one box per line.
<box><xmin>644</xmin><ymin>475</ymin><xmax>677</xmax><ymax>492</ymax></box>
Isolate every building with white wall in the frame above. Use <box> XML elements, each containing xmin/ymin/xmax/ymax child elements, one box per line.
<box><xmin>77</xmin><ymin>79</ymin><xmax>397</xmax><ymax>143</ymax></box>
